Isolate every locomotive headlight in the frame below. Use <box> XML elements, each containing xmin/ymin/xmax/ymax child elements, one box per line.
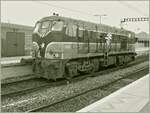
<box><xmin>45</xmin><ymin>43</ymin><xmax>61</xmax><ymax>59</ymax></box>
<box><xmin>48</xmin><ymin>51</ymin><xmax>60</xmax><ymax>58</ymax></box>
<box><xmin>54</xmin><ymin>53</ymin><xmax>59</xmax><ymax>58</ymax></box>
<box><xmin>41</xmin><ymin>43</ymin><xmax>45</xmax><ymax>48</ymax></box>
<box><xmin>45</xmin><ymin>50</ymin><xmax>60</xmax><ymax>59</ymax></box>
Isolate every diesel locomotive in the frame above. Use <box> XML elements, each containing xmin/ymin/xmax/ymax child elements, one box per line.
<box><xmin>29</xmin><ymin>14</ymin><xmax>136</xmax><ymax>80</ymax></box>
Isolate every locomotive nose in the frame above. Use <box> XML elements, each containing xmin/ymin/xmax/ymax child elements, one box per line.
<box><xmin>39</xmin><ymin>42</ymin><xmax>46</xmax><ymax>58</ymax></box>
<box><xmin>32</xmin><ymin>32</ymin><xmax>54</xmax><ymax>58</ymax></box>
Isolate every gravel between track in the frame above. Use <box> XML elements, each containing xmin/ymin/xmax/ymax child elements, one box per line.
<box><xmin>37</xmin><ymin>66</ymin><xmax>148</xmax><ymax>112</ymax></box>
<box><xmin>1</xmin><ymin>61</ymin><xmax>149</xmax><ymax>112</ymax></box>
<box><xmin>1</xmin><ymin>78</ymin><xmax>51</xmax><ymax>96</ymax></box>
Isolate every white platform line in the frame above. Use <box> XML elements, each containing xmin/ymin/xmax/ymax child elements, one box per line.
<box><xmin>77</xmin><ymin>74</ymin><xmax>149</xmax><ymax>112</ymax></box>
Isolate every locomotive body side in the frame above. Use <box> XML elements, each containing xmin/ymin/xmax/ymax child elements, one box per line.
<box><xmin>31</xmin><ymin>16</ymin><xmax>136</xmax><ymax>80</ymax></box>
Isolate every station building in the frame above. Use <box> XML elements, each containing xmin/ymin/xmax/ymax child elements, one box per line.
<box><xmin>135</xmin><ymin>32</ymin><xmax>149</xmax><ymax>49</ymax></box>
<box><xmin>1</xmin><ymin>22</ymin><xmax>34</xmax><ymax>57</ymax></box>
<box><xmin>137</xmin><ymin>37</ymin><xmax>149</xmax><ymax>48</ymax></box>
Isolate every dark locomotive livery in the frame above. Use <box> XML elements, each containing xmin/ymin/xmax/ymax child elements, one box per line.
<box><xmin>31</xmin><ymin>15</ymin><xmax>136</xmax><ymax>80</ymax></box>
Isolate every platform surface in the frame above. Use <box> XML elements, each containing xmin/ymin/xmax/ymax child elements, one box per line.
<box><xmin>1</xmin><ymin>56</ymin><xmax>33</xmax><ymax>80</ymax></box>
<box><xmin>1</xmin><ymin>56</ymin><xmax>32</xmax><ymax>65</ymax></box>
<box><xmin>135</xmin><ymin>47</ymin><xmax>149</xmax><ymax>51</ymax></box>
<box><xmin>77</xmin><ymin>74</ymin><xmax>149</xmax><ymax>112</ymax></box>
<box><xmin>135</xmin><ymin>48</ymin><xmax>149</xmax><ymax>56</ymax></box>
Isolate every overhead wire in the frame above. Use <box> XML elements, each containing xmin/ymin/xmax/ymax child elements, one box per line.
<box><xmin>32</xmin><ymin>0</ymin><xmax>148</xmax><ymax>32</ymax></box>
<box><xmin>118</xmin><ymin>1</ymin><xmax>148</xmax><ymax>17</ymax></box>
<box><xmin>32</xmin><ymin>1</ymin><xmax>95</xmax><ymax>17</ymax></box>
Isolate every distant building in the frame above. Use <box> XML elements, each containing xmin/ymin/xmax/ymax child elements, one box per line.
<box><xmin>136</xmin><ymin>32</ymin><xmax>149</xmax><ymax>48</ymax></box>
<box><xmin>1</xmin><ymin>22</ymin><xmax>34</xmax><ymax>57</ymax></box>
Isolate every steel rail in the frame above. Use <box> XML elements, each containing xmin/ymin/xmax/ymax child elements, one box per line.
<box><xmin>1</xmin><ymin>57</ymin><xmax>148</xmax><ymax>98</ymax></box>
<box><xmin>26</xmin><ymin>65</ymin><xmax>149</xmax><ymax>112</ymax></box>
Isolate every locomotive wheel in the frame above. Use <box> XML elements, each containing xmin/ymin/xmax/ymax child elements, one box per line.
<box><xmin>91</xmin><ymin>59</ymin><xmax>99</xmax><ymax>72</ymax></box>
<box><xmin>65</xmin><ymin>62</ymin><xmax>78</xmax><ymax>80</ymax></box>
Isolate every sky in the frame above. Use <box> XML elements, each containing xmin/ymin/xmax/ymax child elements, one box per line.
<box><xmin>1</xmin><ymin>1</ymin><xmax>149</xmax><ymax>34</ymax></box>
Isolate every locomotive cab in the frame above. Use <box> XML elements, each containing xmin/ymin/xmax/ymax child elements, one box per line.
<box><xmin>33</xmin><ymin>19</ymin><xmax>64</xmax><ymax>36</ymax></box>
<box><xmin>32</xmin><ymin>19</ymin><xmax>65</xmax><ymax>59</ymax></box>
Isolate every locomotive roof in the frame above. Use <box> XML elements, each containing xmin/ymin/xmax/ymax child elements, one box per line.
<box><xmin>39</xmin><ymin>16</ymin><xmax>135</xmax><ymax>37</ymax></box>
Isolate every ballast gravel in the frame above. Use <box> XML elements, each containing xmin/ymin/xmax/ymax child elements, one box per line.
<box><xmin>1</xmin><ymin>61</ymin><xmax>149</xmax><ymax>112</ymax></box>
<box><xmin>39</xmin><ymin>69</ymin><xmax>147</xmax><ymax>112</ymax></box>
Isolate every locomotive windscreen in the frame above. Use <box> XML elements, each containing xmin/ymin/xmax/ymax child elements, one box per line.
<box><xmin>33</xmin><ymin>20</ymin><xmax>64</xmax><ymax>36</ymax></box>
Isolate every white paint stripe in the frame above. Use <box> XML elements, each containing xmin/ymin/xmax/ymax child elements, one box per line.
<box><xmin>45</xmin><ymin>42</ymin><xmax>135</xmax><ymax>58</ymax></box>
<box><xmin>45</xmin><ymin>42</ymin><xmax>122</xmax><ymax>51</ymax></box>
<box><xmin>77</xmin><ymin>74</ymin><xmax>149</xmax><ymax>112</ymax></box>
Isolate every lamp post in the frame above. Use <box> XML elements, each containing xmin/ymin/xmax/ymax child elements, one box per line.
<box><xmin>94</xmin><ymin>14</ymin><xmax>107</xmax><ymax>24</ymax></box>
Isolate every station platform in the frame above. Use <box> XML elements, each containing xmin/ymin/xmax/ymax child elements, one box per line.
<box><xmin>77</xmin><ymin>74</ymin><xmax>149</xmax><ymax>112</ymax></box>
<box><xmin>135</xmin><ymin>47</ymin><xmax>149</xmax><ymax>52</ymax></box>
<box><xmin>135</xmin><ymin>48</ymin><xmax>149</xmax><ymax>57</ymax></box>
<box><xmin>1</xmin><ymin>56</ymin><xmax>32</xmax><ymax>65</ymax></box>
<box><xmin>1</xmin><ymin>56</ymin><xmax>33</xmax><ymax>81</ymax></box>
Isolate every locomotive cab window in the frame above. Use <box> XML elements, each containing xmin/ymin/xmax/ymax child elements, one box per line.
<box><xmin>39</xmin><ymin>21</ymin><xmax>51</xmax><ymax>34</ymax></box>
<box><xmin>52</xmin><ymin>21</ymin><xmax>64</xmax><ymax>31</ymax></box>
<box><xmin>42</xmin><ymin>21</ymin><xmax>50</xmax><ymax>28</ymax></box>
<box><xmin>34</xmin><ymin>20</ymin><xmax>64</xmax><ymax>35</ymax></box>
<box><xmin>34</xmin><ymin>22</ymin><xmax>41</xmax><ymax>33</ymax></box>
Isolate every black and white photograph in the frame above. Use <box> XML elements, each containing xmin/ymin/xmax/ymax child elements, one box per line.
<box><xmin>0</xmin><ymin>0</ymin><xmax>149</xmax><ymax>112</ymax></box>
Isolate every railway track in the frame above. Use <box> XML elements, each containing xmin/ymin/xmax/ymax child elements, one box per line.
<box><xmin>2</xmin><ymin>54</ymin><xmax>148</xmax><ymax>84</ymax></box>
<box><xmin>1</xmin><ymin>56</ymin><xmax>149</xmax><ymax>98</ymax></box>
<box><xmin>1</xmin><ymin>60</ymin><xmax>149</xmax><ymax>112</ymax></box>
<box><xmin>50</xmin><ymin>66</ymin><xmax>149</xmax><ymax>112</ymax></box>
<box><xmin>1</xmin><ymin>78</ymin><xmax>67</xmax><ymax>97</ymax></box>
<box><xmin>1</xmin><ymin>74</ymin><xmax>35</xmax><ymax>85</ymax></box>
<box><xmin>26</xmin><ymin>65</ymin><xmax>149</xmax><ymax>112</ymax></box>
